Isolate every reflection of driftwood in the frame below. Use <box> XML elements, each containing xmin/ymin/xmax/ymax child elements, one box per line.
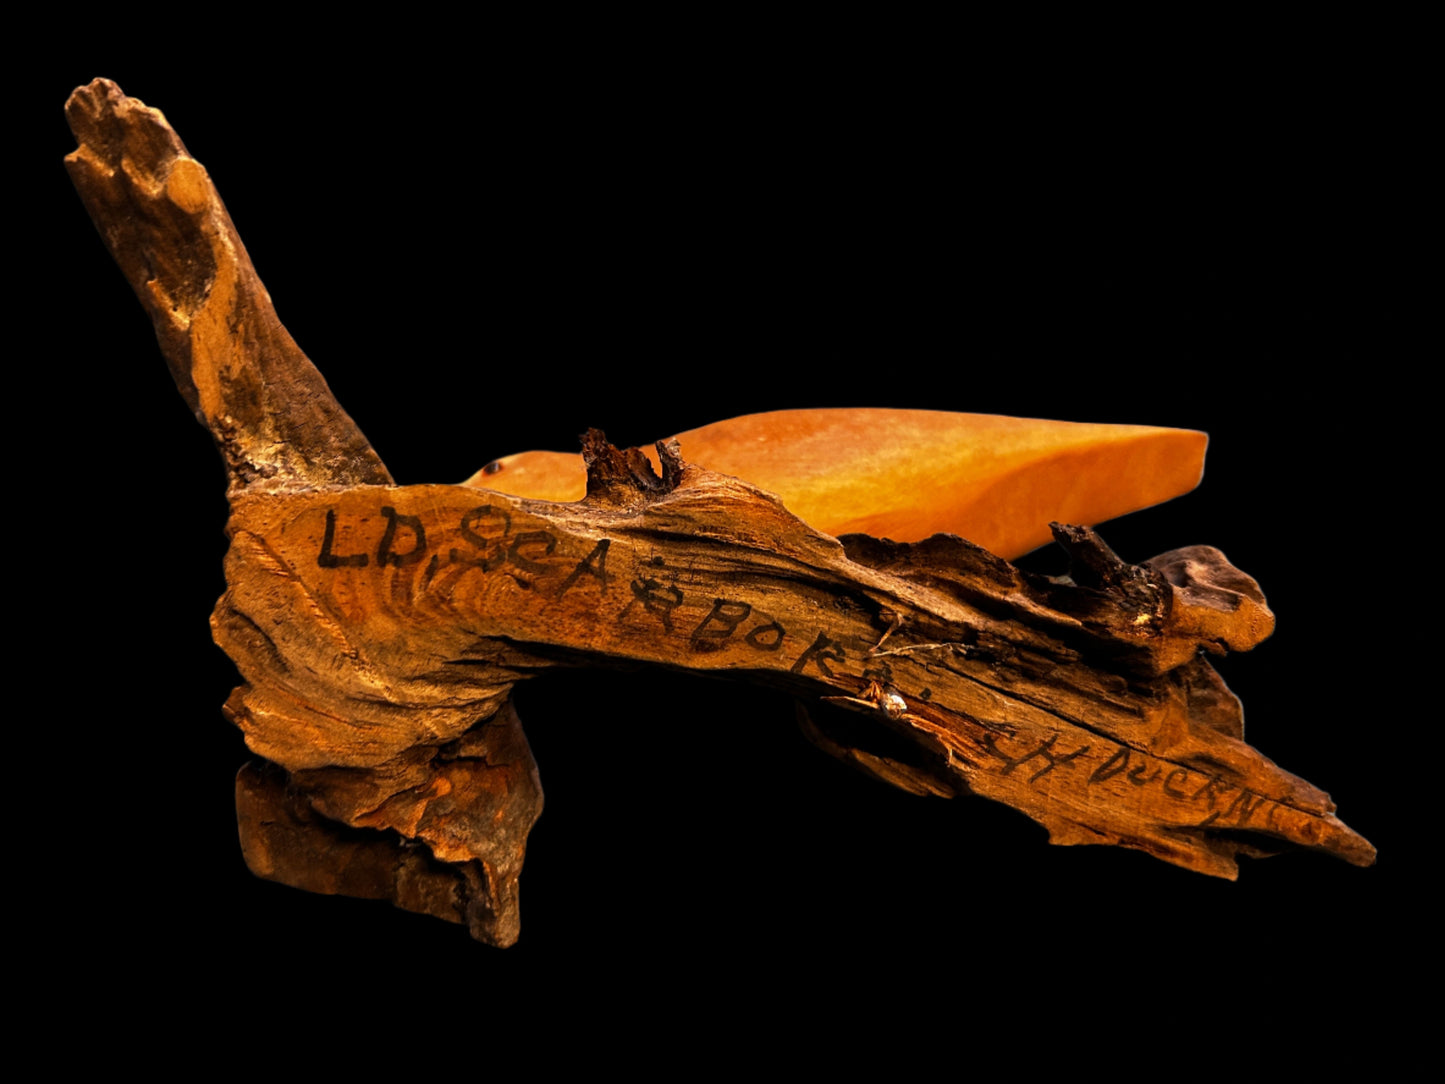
<box><xmin>66</xmin><ymin>79</ymin><xmax>1375</xmax><ymax>947</ymax></box>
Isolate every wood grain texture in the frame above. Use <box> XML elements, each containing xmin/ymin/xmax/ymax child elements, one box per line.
<box><xmin>65</xmin><ymin>74</ymin><xmax>1375</xmax><ymax>948</ymax></box>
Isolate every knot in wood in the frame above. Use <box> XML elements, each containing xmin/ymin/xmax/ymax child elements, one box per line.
<box><xmin>581</xmin><ymin>429</ymin><xmax>685</xmax><ymax>505</ymax></box>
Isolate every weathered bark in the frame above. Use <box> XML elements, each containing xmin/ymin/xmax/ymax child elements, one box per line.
<box><xmin>67</xmin><ymin>78</ymin><xmax>1375</xmax><ymax>946</ymax></box>
<box><xmin>64</xmin><ymin>78</ymin><xmax>390</xmax><ymax>491</ymax></box>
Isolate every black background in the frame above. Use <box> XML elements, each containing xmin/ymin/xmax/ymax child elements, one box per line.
<box><xmin>36</xmin><ymin>48</ymin><xmax>1413</xmax><ymax>1028</ymax></box>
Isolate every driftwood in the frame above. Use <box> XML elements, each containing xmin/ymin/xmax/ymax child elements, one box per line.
<box><xmin>65</xmin><ymin>78</ymin><xmax>1375</xmax><ymax>947</ymax></box>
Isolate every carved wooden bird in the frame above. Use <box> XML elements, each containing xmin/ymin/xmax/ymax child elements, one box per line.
<box><xmin>65</xmin><ymin>77</ymin><xmax>1374</xmax><ymax>951</ymax></box>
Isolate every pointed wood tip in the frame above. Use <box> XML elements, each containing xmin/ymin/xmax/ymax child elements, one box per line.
<box><xmin>66</xmin><ymin>77</ymin><xmax>393</xmax><ymax>491</ymax></box>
